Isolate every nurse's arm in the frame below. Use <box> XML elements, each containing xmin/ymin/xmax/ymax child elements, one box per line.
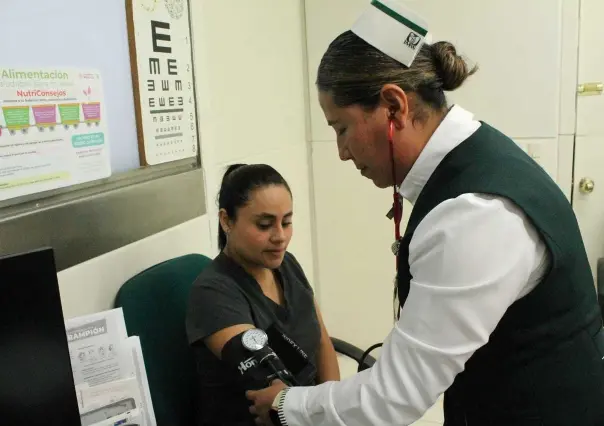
<box><xmin>314</xmin><ymin>299</ymin><xmax>341</xmax><ymax>383</ymax></box>
<box><xmin>277</xmin><ymin>194</ymin><xmax>544</xmax><ymax>425</ymax></box>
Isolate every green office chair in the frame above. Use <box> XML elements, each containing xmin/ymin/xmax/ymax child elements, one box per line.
<box><xmin>114</xmin><ymin>253</ymin><xmax>376</xmax><ymax>426</ymax></box>
<box><xmin>114</xmin><ymin>253</ymin><xmax>212</xmax><ymax>426</ymax></box>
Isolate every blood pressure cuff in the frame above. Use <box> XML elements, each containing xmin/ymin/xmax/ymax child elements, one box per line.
<box><xmin>264</xmin><ymin>325</ymin><xmax>316</xmax><ymax>385</ymax></box>
<box><xmin>221</xmin><ymin>327</ymin><xmax>316</xmax><ymax>390</ymax></box>
<box><xmin>221</xmin><ymin>331</ymin><xmax>277</xmax><ymax>390</ymax></box>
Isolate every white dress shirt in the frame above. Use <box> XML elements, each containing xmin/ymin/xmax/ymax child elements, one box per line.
<box><xmin>280</xmin><ymin>105</ymin><xmax>551</xmax><ymax>425</ymax></box>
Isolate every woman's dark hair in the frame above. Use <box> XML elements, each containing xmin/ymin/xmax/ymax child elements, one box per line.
<box><xmin>217</xmin><ymin>163</ymin><xmax>291</xmax><ymax>251</ymax></box>
<box><xmin>317</xmin><ymin>30</ymin><xmax>478</xmax><ymax>122</ymax></box>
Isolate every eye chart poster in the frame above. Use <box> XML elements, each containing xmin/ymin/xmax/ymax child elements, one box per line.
<box><xmin>127</xmin><ymin>0</ymin><xmax>199</xmax><ymax>166</ymax></box>
<box><xmin>0</xmin><ymin>68</ymin><xmax>111</xmax><ymax>201</ymax></box>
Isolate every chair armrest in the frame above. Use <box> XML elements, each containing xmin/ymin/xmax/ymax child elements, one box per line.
<box><xmin>331</xmin><ymin>337</ymin><xmax>377</xmax><ymax>372</ymax></box>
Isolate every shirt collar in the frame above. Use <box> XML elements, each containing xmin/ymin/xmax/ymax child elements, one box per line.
<box><xmin>399</xmin><ymin>105</ymin><xmax>481</xmax><ymax>204</ymax></box>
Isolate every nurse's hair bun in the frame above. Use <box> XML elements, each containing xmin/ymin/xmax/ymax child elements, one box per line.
<box><xmin>431</xmin><ymin>41</ymin><xmax>478</xmax><ymax>92</ymax></box>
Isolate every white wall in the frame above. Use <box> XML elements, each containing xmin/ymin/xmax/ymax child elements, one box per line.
<box><xmin>58</xmin><ymin>0</ymin><xmax>314</xmax><ymax>320</ymax></box>
<box><xmin>305</xmin><ymin>0</ymin><xmax>579</xmax><ymax>351</ymax></box>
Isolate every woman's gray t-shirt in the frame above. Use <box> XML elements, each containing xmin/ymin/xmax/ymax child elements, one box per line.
<box><xmin>186</xmin><ymin>251</ymin><xmax>321</xmax><ymax>426</ymax></box>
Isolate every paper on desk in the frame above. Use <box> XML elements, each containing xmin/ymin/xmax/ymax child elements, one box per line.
<box><xmin>89</xmin><ymin>407</ymin><xmax>144</xmax><ymax>426</ymax></box>
<box><xmin>66</xmin><ymin>309</ymin><xmax>156</xmax><ymax>426</ymax></box>
<box><xmin>79</xmin><ymin>377</ymin><xmax>141</xmax><ymax>413</ymax></box>
<box><xmin>125</xmin><ymin>336</ymin><xmax>157</xmax><ymax>426</ymax></box>
<box><xmin>65</xmin><ymin>308</ymin><xmax>130</xmax><ymax>387</ymax></box>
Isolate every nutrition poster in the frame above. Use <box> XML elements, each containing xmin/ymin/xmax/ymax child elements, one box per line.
<box><xmin>0</xmin><ymin>68</ymin><xmax>111</xmax><ymax>201</ymax></box>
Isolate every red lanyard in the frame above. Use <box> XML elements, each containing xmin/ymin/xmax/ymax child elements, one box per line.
<box><xmin>389</xmin><ymin>119</ymin><xmax>403</xmax><ymax>269</ymax></box>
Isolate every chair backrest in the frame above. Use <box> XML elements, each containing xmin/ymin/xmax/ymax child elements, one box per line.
<box><xmin>114</xmin><ymin>253</ymin><xmax>212</xmax><ymax>426</ymax></box>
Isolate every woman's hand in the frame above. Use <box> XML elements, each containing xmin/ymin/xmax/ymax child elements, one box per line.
<box><xmin>246</xmin><ymin>380</ymin><xmax>287</xmax><ymax>425</ymax></box>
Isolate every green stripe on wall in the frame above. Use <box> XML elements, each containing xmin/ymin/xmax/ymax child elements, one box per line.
<box><xmin>370</xmin><ymin>0</ymin><xmax>428</xmax><ymax>37</ymax></box>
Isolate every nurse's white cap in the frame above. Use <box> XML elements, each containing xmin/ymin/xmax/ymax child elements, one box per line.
<box><xmin>351</xmin><ymin>0</ymin><xmax>432</xmax><ymax>67</ymax></box>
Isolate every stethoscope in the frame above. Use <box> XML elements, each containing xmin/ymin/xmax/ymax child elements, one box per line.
<box><xmin>358</xmin><ymin>115</ymin><xmax>403</xmax><ymax>372</ymax></box>
<box><xmin>387</xmin><ymin>114</ymin><xmax>403</xmax><ymax>262</ymax></box>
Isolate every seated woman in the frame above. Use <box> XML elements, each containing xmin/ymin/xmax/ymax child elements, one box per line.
<box><xmin>186</xmin><ymin>163</ymin><xmax>340</xmax><ymax>426</ymax></box>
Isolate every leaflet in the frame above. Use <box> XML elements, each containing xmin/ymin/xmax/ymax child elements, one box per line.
<box><xmin>65</xmin><ymin>308</ymin><xmax>129</xmax><ymax>387</ymax></box>
<box><xmin>66</xmin><ymin>308</ymin><xmax>157</xmax><ymax>426</ymax></box>
<box><xmin>79</xmin><ymin>377</ymin><xmax>141</xmax><ymax>413</ymax></box>
<box><xmin>126</xmin><ymin>336</ymin><xmax>156</xmax><ymax>426</ymax></box>
<box><xmin>86</xmin><ymin>407</ymin><xmax>143</xmax><ymax>426</ymax></box>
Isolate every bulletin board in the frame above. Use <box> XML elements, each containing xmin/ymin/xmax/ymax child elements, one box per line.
<box><xmin>0</xmin><ymin>0</ymin><xmax>142</xmax><ymax>176</ymax></box>
<box><xmin>0</xmin><ymin>0</ymin><xmax>205</xmax><ymax>270</ymax></box>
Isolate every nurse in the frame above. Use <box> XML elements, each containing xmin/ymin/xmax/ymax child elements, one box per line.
<box><xmin>247</xmin><ymin>0</ymin><xmax>604</xmax><ymax>425</ymax></box>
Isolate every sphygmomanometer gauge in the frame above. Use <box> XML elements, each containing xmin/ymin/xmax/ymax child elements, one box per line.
<box><xmin>242</xmin><ymin>328</ymin><xmax>269</xmax><ymax>352</ymax></box>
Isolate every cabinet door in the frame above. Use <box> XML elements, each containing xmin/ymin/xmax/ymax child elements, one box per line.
<box><xmin>573</xmin><ymin>0</ymin><xmax>604</xmax><ymax>282</ymax></box>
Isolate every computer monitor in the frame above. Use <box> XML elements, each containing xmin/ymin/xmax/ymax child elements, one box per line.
<box><xmin>0</xmin><ymin>248</ymin><xmax>81</xmax><ymax>425</ymax></box>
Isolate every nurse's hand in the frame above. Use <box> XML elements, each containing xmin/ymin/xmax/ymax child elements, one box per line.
<box><xmin>246</xmin><ymin>380</ymin><xmax>287</xmax><ymax>425</ymax></box>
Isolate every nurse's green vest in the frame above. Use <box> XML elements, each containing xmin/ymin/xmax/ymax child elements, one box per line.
<box><xmin>396</xmin><ymin>123</ymin><xmax>604</xmax><ymax>426</ymax></box>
